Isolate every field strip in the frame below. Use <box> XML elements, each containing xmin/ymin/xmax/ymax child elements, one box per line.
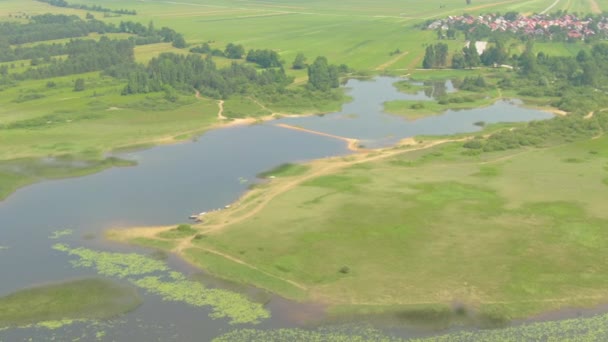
<box><xmin>421</xmin><ymin>0</ymin><xmax>523</xmax><ymax>20</ymax></box>
<box><xmin>375</xmin><ymin>51</ymin><xmax>410</xmax><ymax>70</ymax></box>
<box><xmin>148</xmin><ymin>0</ymin><xmax>420</xmax><ymax>19</ymax></box>
<box><xmin>196</xmin><ymin>12</ymin><xmax>297</xmax><ymax>22</ymax></box>
<box><xmin>590</xmin><ymin>0</ymin><xmax>602</xmax><ymax>13</ymax></box>
<box><xmin>158</xmin><ymin>9</ymin><xmax>258</xmax><ymax>18</ymax></box>
<box><xmin>236</xmin><ymin>0</ymin><xmax>308</xmax><ymax>10</ymax></box>
<box><xmin>541</xmin><ymin>0</ymin><xmax>562</xmax><ymax>14</ymax></box>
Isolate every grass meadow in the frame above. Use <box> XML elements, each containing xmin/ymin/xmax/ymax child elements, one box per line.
<box><xmin>181</xmin><ymin>135</ymin><xmax>608</xmax><ymax>319</ymax></box>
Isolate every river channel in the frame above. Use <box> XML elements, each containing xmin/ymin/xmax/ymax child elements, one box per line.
<box><xmin>0</xmin><ymin>77</ymin><xmax>554</xmax><ymax>341</ymax></box>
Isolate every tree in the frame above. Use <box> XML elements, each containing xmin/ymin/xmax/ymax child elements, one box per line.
<box><xmin>446</xmin><ymin>28</ymin><xmax>457</xmax><ymax>39</ymax></box>
<box><xmin>452</xmin><ymin>53</ymin><xmax>465</xmax><ymax>69</ymax></box>
<box><xmin>74</xmin><ymin>78</ymin><xmax>85</xmax><ymax>91</ymax></box>
<box><xmin>518</xmin><ymin>41</ymin><xmax>537</xmax><ymax>74</ymax></box>
<box><xmin>435</xmin><ymin>43</ymin><xmax>449</xmax><ymax>67</ymax></box>
<box><xmin>422</xmin><ymin>45</ymin><xmax>435</xmax><ymax>69</ymax></box>
<box><xmin>292</xmin><ymin>53</ymin><xmax>307</xmax><ymax>69</ymax></box>
<box><xmin>308</xmin><ymin>56</ymin><xmax>339</xmax><ymax>91</ymax></box>
<box><xmin>224</xmin><ymin>43</ymin><xmax>245</xmax><ymax>59</ymax></box>
<box><xmin>172</xmin><ymin>33</ymin><xmax>186</xmax><ymax>48</ymax></box>
<box><xmin>463</xmin><ymin>41</ymin><xmax>480</xmax><ymax>68</ymax></box>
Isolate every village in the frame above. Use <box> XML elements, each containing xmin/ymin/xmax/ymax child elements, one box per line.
<box><xmin>427</xmin><ymin>13</ymin><xmax>608</xmax><ymax>40</ymax></box>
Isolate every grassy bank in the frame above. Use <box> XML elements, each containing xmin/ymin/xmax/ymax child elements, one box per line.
<box><xmin>0</xmin><ymin>278</ymin><xmax>141</xmax><ymax>328</ymax></box>
<box><xmin>114</xmin><ymin>129</ymin><xmax>608</xmax><ymax>320</ymax></box>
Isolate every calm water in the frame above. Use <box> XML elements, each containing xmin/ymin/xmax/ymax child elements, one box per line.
<box><xmin>0</xmin><ymin>77</ymin><xmax>553</xmax><ymax>341</ymax></box>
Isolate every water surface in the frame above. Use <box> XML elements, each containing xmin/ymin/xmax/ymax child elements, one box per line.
<box><xmin>0</xmin><ymin>77</ymin><xmax>554</xmax><ymax>340</ymax></box>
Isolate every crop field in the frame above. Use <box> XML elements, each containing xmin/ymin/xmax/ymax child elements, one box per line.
<box><xmin>4</xmin><ymin>0</ymin><xmax>599</xmax><ymax>72</ymax></box>
<box><xmin>145</xmin><ymin>134</ymin><xmax>608</xmax><ymax>319</ymax></box>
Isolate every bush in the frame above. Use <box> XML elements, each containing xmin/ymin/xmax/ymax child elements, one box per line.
<box><xmin>176</xmin><ymin>224</ymin><xmax>193</xmax><ymax>232</ymax></box>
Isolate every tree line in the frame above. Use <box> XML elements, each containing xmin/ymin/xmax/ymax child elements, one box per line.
<box><xmin>0</xmin><ymin>14</ymin><xmax>349</xmax><ymax>105</ymax></box>
<box><xmin>118</xmin><ymin>53</ymin><xmax>293</xmax><ymax>99</ymax></box>
<box><xmin>35</xmin><ymin>0</ymin><xmax>136</xmax><ymax>15</ymax></box>
<box><xmin>13</xmin><ymin>37</ymin><xmax>134</xmax><ymax>80</ymax></box>
<box><xmin>0</xmin><ymin>14</ymin><xmax>183</xmax><ymax>47</ymax></box>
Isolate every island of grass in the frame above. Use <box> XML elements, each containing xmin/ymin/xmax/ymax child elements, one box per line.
<box><xmin>112</xmin><ymin>111</ymin><xmax>608</xmax><ymax>323</ymax></box>
<box><xmin>0</xmin><ymin>278</ymin><xmax>141</xmax><ymax>328</ymax></box>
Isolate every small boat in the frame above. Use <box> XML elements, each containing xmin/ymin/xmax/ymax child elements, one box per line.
<box><xmin>189</xmin><ymin>214</ymin><xmax>198</xmax><ymax>219</ymax></box>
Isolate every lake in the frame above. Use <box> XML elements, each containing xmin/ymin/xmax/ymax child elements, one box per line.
<box><xmin>0</xmin><ymin>77</ymin><xmax>554</xmax><ymax>341</ymax></box>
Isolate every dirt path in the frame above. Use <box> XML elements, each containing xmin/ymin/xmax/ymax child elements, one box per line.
<box><xmin>375</xmin><ymin>51</ymin><xmax>409</xmax><ymax>71</ymax></box>
<box><xmin>407</xmin><ymin>52</ymin><xmax>425</xmax><ymax>69</ymax></box>
<box><xmin>198</xmin><ymin>137</ymin><xmax>460</xmax><ymax>236</ymax></box>
<box><xmin>195</xmin><ymin>90</ymin><xmax>226</xmax><ymax>120</ymax></box>
<box><xmin>541</xmin><ymin>0</ymin><xmax>562</xmax><ymax>14</ymax></box>
<box><xmin>217</xmin><ymin>100</ymin><xmax>226</xmax><ymax>120</ymax></box>
<box><xmin>179</xmin><ymin>243</ymin><xmax>308</xmax><ymax>290</ymax></box>
<box><xmin>589</xmin><ymin>0</ymin><xmax>602</xmax><ymax>13</ymax></box>
<box><xmin>248</xmin><ymin>96</ymin><xmax>273</xmax><ymax>113</ymax></box>
<box><xmin>274</xmin><ymin>123</ymin><xmax>363</xmax><ymax>152</ymax></box>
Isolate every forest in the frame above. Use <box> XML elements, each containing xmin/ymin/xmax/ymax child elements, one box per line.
<box><xmin>0</xmin><ymin>14</ymin><xmax>345</xmax><ymax>104</ymax></box>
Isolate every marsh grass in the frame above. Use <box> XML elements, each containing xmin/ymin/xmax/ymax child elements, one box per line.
<box><xmin>0</xmin><ymin>278</ymin><xmax>141</xmax><ymax>328</ymax></box>
<box><xmin>52</xmin><ymin>244</ymin><xmax>270</xmax><ymax>324</ymax></box>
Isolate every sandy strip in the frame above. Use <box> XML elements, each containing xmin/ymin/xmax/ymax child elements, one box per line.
<box><xmin>274</xmin><ymin>123</ymin><xmax>363</xmax><ymax>152</ymax></box>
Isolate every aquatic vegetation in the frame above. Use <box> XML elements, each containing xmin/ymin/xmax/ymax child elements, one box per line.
<box><xmin>53</xmin><ymin>243</ymin><xmax>169</xmax><ymax>278</ymax></box>
<box><xmin>134</xmin><ymin>276</ymin><xmax>269</xmax><ymax>324</ymax></box>
<box><xmin>414</xmin><ymin>313</ymin><xmax>608</xmax><ymax>341</ymax></box>
<box><xmin>48</xmin><ymin>229</ymin><xmax>74</xmax><ymax>239</ymax></box>
<box><xmin>213</xmin><ymin>326</ymin><xmax>403</xmax><ymax>342</ymax></box>
<box><xmin>35</xmin><ymin>319</ymin><xmax>82</xmax><ymax>330</ymax></box>
<box><xmin>52</xmin><ymin>244</ymin><xmax>270</xmax><ymax>324</ymax></box>
<box><xmin>0</xmin><ymin>278</ymin><xmax>140</xmax><ymax>329</ymax></box>
<box><xmin>0</xmin><ymin>246</ymin><xmax>8</xmax><ymax>251</ymax></box>
<box><xmin>214</xmin><ymin>312</ymin><xmax>608</xmax><ymax>342</ymax></box>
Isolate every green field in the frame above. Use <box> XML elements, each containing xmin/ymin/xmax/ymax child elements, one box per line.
<box><xmin>0</xmin><ymin>278</ymin><xmax>141</xmax><ymax>328</ymax></box>
<box><xmin>122</xmin><ymin>133</ymin><xmax>608</xmax><ymax>320</ymax></box>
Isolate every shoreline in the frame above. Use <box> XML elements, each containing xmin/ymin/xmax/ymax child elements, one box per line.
<box><xmin>104</xmin><ymin>130</ymin><xmax>608</xmax><ymax>327</ymax></box>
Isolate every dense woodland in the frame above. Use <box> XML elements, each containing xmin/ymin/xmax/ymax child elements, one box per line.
<box><xmin>0</xmin><ymin>14</ymin><xmax>345</xmax><ymax>103</ymax></box>
<box><xmin>0</xmin><ymin>14</ymin><xmax>183</xmax><ymax>47</ymax></box>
